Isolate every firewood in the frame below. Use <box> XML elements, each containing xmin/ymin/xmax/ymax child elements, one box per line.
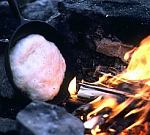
<box><xmin>95</xmin><ymin>38</ymin><xmax>134</xmax><ymax>63</ymax></box>
<box><xmin>76</xmin><ymin>83</ymin><xmax>150</xmax><ymax>134</ymax></box>
<box><xmin>78</xmin><ymin>83</ymin><xmax>150</xmax><ymax>102</ymax></box>
<box><xmin>78</xmin><ymin>83</ymin><xmax>132</xmax><ymax>98</ymax></box>
<box><xmin>78</xmin><ymin>85</ymin><xmax>119</xmax><ymax>99</ymax></box>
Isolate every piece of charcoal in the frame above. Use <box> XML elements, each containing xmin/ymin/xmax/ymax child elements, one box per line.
<box><xmin>17</xmin><ymin>101</ymin><xmax>84</xmax><ymax>135</ymax></box>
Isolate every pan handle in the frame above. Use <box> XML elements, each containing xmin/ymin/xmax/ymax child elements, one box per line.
<box><xmin>7</xmin><ymin>0</ymin><xmax>28</xmax><ymax>24</ymax></box>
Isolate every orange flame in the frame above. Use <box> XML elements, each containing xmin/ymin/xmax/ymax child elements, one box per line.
<box><xmin>83</xmin><ymin>35</ymin><xmax>150</xmax><ymax>134</ymax></box>
<box><xmin>68</xmin><ymin>77</ymin><xmax>77</xmax><ymax>98</ymax></box>
<box><xmin>121</xmin><ymin>36</ymin><xmax>150</xmax><ymax>81</ymax></box>
<box><xmin>87</xmin><ymin>96</ymin><xmax>118</xmax><ymax>119</ymax></box>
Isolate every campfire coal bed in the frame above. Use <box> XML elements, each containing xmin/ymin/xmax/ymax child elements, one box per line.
<box><xmin>1</xmin><ymin>0</ymin><xmax>150</xmax><ymax>135</ymax></box>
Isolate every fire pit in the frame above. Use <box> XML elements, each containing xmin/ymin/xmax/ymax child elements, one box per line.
<box><xmin>1</xmin><ymin>0</ymin><xmax>150</xmax><ymax>135</ymax></box>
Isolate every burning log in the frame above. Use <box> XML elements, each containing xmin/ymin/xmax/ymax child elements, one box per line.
<box><xmin>72</xmin><ymin>35</ymin><xmax>150</xmax><ymax>134</ymax></box>
<box><xmin>78</xmin><ymin>83</ymin><xmax>132</xmax><ymax>99</ymax></box>
<box><xmin>78</xmin><ymin>83</ymin><xmax>150</xmax><ymax>102</ymax></box>
<box><xmin>75</xmin><ymin>83</ymin><xmax>150</xmax><ymax>134</ymax></box>
<box><xmin>78</xmin><ymin>85</ymin><xmax>117</xmax><ymax>99</ymax></box>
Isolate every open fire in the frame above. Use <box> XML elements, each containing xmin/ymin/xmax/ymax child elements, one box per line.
<box><xmin>2</xmin><ymin>0</ymin><xmax>150</xmax><ymax>134</ymax></box>
<box><xmin>69</xmin><ymin>35</ymin><xmax>150</xmax><ymax>134</ymax></box>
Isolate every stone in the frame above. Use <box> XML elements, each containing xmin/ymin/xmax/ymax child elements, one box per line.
<box><xmin>60</xmin><ymin>0</ymin><xmax>150</xmax><ymax>22</ymax></box>
<box><xmin>0</xmin><ymin>0</ymin><xmax>19</xmax><ymax>39</ymax></box>
<box><xmin>21</xmin><ymin>0</ymin><xmax>58</xmax><ymax>21</ymax></box>
<box><xmin>57</xmin><ymin>0</ymin><xmax>150</xmax><ymax>52</ymax></box>
<box><xmin>17</xmin><ymin>101</ymin><xmax>84</xmax><ymax>135</ymax></box>
<box><xmin>0</xmin><ymin>117</ymin><xmax>17</xmax><ymax>134</ymax></box>
<box><xmin>0</xmin><ymin>54</ymin><xmax>15</xmax><ymax>98</ymax></box>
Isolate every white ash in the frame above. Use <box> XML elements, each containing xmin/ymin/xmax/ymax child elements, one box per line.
<box><xmin>10</xmin><ymin>34</ymin><xmax>66</xmax><ymax>101</ymax></box>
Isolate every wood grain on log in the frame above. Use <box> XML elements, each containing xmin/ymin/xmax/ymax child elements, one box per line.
<box><xmin>95</xmin><ymin>38</ymin><xmax>134</xmax><ymax>62</ymax></box>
